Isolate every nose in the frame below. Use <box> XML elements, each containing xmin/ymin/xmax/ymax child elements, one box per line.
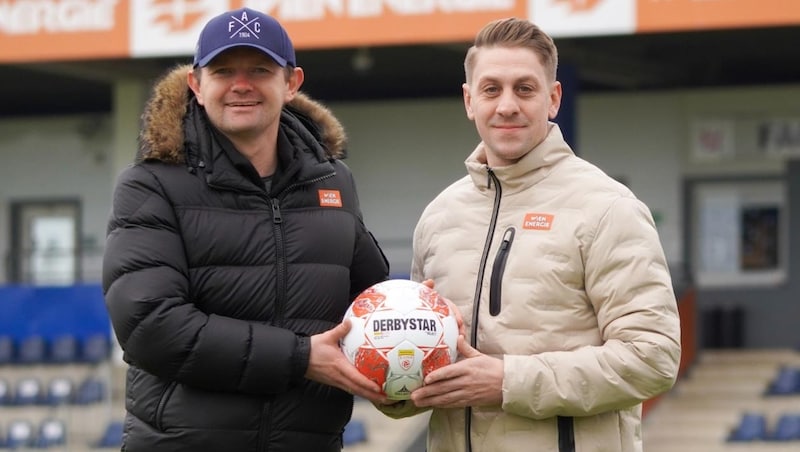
<box><xmin>231</xmin><ymin>71</ymin><xmax>253</xmax><ymax>92</ymax></box>
<box><xmin>495</xmin><ymin>91</ymin><xmax>520</xmax><ymax>116</ymax></box>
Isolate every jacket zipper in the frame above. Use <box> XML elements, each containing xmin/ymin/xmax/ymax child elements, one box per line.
<box><xmin>269</xmin><ymin>172</ymin><xmax>335</xmax><ymax>327</ymax></box>
<box><xmin>271</xmin><ymin>198</ymin><xmax>286</xmax><ymax>327</ymax></box>
<box><xmin>489</xmin><ymin>227</ymin><xmax>515</xmax><ymax>316</ymax></box>
<box><xmin>465</xmin><ymin>168</ymin><xmax>503</xmax><ymax>452</ymax></box>
<box><xmin>558</xmin><ymin>416</ymin><xmax>576</xmax><ymax>452</ymax></box>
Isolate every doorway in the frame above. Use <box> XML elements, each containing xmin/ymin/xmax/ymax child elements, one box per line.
<box><xmin>9</xmin><ymin>200</ymin><xmax>81</xmax><ymax>285</ymax></box>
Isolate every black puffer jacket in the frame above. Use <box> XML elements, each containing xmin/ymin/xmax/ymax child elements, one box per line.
<box><xmin>102</xmin><ymin>65</ymin><xmax>389</xmax><ymax>452</ymax></box>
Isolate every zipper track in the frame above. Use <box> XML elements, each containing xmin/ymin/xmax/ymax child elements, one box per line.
<box><xmin>465</xmin><ymin>168</ymin><xmax>502</xmax><ymax>452</ymax></box>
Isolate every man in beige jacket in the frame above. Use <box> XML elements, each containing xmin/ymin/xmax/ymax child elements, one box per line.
<box><xmin>378</xmin><ymin>18</ymin><xmax>681</xmax><ymax>452</ymax></box>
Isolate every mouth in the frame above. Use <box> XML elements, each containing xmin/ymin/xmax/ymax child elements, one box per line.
<box><xmin>227</xmin><ymin>101</ymin><xmax>260</xmax><ymax>107</ymax></box>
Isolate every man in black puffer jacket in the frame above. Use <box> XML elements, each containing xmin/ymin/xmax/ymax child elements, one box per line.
<box><xmin>102</xmin><ymin>7</ymin><xmax>390</xmax><ymax>452</ymax></box>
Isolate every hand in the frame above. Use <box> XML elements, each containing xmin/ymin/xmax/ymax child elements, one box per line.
<box><xmin>306</xmin><ymin>319</ymin><xmax>389</xmax><ymax>404</ymax></box>
<box><xmin>410</xmin><ymin>335</ymin><xmax>503</xmax><ymax>409</ymax></box>
<box><xmin>422</xmin><ymin>279</ymin><xmax>466</xmax><ymax>337</ymax></box>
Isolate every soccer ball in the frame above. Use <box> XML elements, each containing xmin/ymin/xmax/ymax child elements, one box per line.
<box><xmin>340</xmin><ymin>279</ymin><xmax>459</xmax><ymax>400</ymax></box>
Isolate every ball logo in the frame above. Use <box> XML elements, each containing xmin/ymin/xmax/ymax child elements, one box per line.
<box><xmin>398</xmin><ymin>349</ymin><xmax>415</xmax><ymax>371</ymax></box>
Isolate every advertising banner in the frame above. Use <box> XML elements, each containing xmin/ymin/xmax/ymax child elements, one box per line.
<box><xmin>637</xmin><ymin>0</ymin><xmax>800</xmax><ymax>33</ymax></box>
<box><xmin>1</xmin><ymin>0</ymin><xmax>799</xmax><ymax>63</ymax></box>
<box><xmin>0</xmin><ymin>0</ymin><xmax>129</xmax><ymax>62</ymax></box>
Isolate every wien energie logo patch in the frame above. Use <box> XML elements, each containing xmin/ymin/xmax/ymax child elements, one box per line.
<box><xmin>318</xmin><ymin>189</ymin><xmax>342</xmax><ymax>207</ymax></box>
<box><xmin>522</xmin><ymin>213</ymin><xmax>554</xmax><ymax>230</ymax></box>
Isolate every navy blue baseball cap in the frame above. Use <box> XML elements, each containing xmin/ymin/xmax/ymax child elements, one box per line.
<box><xmin>194</xmin><ymin>7</ymin><xmax>296</xmax><ymax>68</ymax></box>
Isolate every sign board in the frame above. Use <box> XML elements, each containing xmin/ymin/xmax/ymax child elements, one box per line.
<box><xmin>1</xmin><ymin>0</ymin><xmax>799</xmax><ymax>63</ymax></box>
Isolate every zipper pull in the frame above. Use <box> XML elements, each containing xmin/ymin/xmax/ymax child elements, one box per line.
<box><xmin>271</xmin><ymin>198</ymin><xmax>282</xmax><ymax>224</ymax></box>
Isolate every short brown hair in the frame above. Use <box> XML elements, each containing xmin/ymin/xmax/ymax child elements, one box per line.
<box><xmin>464</xmin><ymin>18</ymin><xmax>558</xmax><ymax>84</ymax></box>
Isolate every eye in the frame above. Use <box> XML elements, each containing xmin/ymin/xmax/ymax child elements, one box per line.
<box><xmin>517</xmin><ymin>84</ymin><xmax>535</xmax><ymax>95</ymax></box>
<box><xmin>211</xmin><ymin>67</ymin><xmax>234</xmax><ymax>76</ymax></box>
<box><xmin>482</xmin><ymin>85</ymin><xmax>500</xmax><ymax>96</ymax></box>
<box><xmin>251</xmin><ymin>66</ymin><xmax>271</xmax><ymax>75</ymax></box>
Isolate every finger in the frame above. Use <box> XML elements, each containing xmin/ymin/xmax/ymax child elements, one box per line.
<box><xmin>457</xmin><ymin>335</ymin><xmax>480</xmax><ymax>358</ymax></box>
<box><xmin>422</xmin><ymin>279</ymin><xmax>435</xmax><ymax>289</ymax></box>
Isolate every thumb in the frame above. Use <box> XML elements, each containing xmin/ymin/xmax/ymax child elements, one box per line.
<box><xmin>457</xmin><ymin>335</ymin><xmax>481</xmax><ymax>358</ymax></box>
<box><xmin>422</xmin><ymin>279</ymin><xmax>435</xmax><ymax>289</ymax></box>
<box><xmin>331</xmin><ymin>317</ymin><xmax>353</xmax><ymax>340</ymax></box>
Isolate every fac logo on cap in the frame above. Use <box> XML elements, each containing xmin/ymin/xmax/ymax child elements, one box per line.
<box><xmin>227</xmin><ymin>10</ymin><xmax>261</xmax><ymax>40</ymax></box>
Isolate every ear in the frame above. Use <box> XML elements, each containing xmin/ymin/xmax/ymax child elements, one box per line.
<box><xmin>463</xmin><ymin>83</ymin><xmax>475</xmax><ymax>120</ymax></box>
<box><xmin>548</xmin><ymin>81</ymin><xmax>562</xmax><ymax>120</ymax></box>
<box><xmin>187</xmin><ymin>69</ymin><xmax>204</xmax><ymax>105</ymax></box>
<box><xmin>285</xmin><ymin>67</ymin><xmax>305</xmax><ymax>102</ymax></box>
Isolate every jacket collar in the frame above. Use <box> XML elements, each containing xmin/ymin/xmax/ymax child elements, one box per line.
<box><xmin>465</xmin><ymin>122</ymin><xmax>575</xmax><ymax>193</ymax></box>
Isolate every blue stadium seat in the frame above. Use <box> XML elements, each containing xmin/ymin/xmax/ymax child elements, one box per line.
<box><xmin>81</xmin><ymin>334</ymin><xmax>111</xmax><ymax>364</ymax></box>
<box><xmin>94</xmin><ymin>420</ymin><xmax>124</xmax><ymax>449</ymax></box>
<box><xmin>49</xmin><ymin>334</ymin><xmax>79</xmax><ymax>364</ymax></box>
<box><xmin>766</xmin><ymin>367</ymin><xmax>800</xmax><ymax>395</ymax></box>
<box><xmin>343</xmin><ymin>419</ymin><xmax>367</xmax><ymax>445</ymax></box>
<box><xmin>17</xmin><ymin>335</ymin><xmax>46</xmax><ymax>364</ymax></box>
<box><xmin>0</xmin><ymin>378</ymin><xmax>10</xmax><ymax>405</ymax></box>
<box><xmin>35</xmin><ymin>418</ymin><xmax>67</xmax><ymax>448</ymax></box>
<box><xmin>74</xmin><ymin>376</ymin><xmax>106</xmax><ymax>405</ymax></box>
<box><xmin>728</xmin><ymin>412</ymin><xmax>768</xmax><ymax>442</ymax></box>
<box><xmin>769</xmin><ymin>413</ymin><xmax>800</xmax><ymax>441</ymax></box>
<box><xmin>13</xmin><ymin>377</ymin><xmax>43</xmax><ymax>406</ymax></box>
<box><xmin>45</xmin><ymin>377</ymin><xmax>75</xmax><ymax>406</ymax></box>
<box><xmin>0</xmin><ymin>335</ymin><xmax>14</xmax><ymax>365</ymax></box>
<box><xmin>5</xmin><ymin>419</ymin><xmax>35</xmax><ymax>449</ymax></box>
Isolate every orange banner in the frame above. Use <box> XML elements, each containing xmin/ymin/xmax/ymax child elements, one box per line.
<box><xmin>637</xmin><ymin>0</ymin><xmax>800</xmax><ymax>32</ymax></box>
<box><xmin>240</xmin><ymin>1</ymin><xmax>529</xmax><ymax>49</ymax></box>
<box><xmin>0</xmin><ymin>0</ymin><xmax>129</xmax><ymax>63</ymax></box>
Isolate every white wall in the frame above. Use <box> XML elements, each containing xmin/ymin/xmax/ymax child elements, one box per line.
<box><xmin>329</xmin><ymin>99</ymin><xmax>479</xmax><ymax>276</ymax></box>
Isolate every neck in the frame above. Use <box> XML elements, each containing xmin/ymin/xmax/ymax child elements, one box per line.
<box><xmin>228</xmin><ymin>129</ymin><xmax>279</xmax><ymax>177</ymax></box>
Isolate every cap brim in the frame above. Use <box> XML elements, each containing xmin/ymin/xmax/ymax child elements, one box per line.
<box><xmin>195</xmin><ymin>43</ymin><xmax>288</xmax><ymax>68</ymax></box>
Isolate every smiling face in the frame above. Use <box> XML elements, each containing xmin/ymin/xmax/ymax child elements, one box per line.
<box><xmin>187</xmin><ymin>46</ymin><xmax>303</xmax><ymax>146</ymax></box>
<box><xmin>463</xmin><ymin>46</ymin><xmax>561</xmax><ymax>168</ymax></box>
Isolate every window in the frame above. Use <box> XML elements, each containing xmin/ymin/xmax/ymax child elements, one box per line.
<box><xmin>691</xmin><ymin>180</ymin><xmax>785</xmax><ymax>288</ymax></box>
<box><xmin>9</xmin><ymin>200</ymin><xmax>81</xmax><ymax>285</ymax></box>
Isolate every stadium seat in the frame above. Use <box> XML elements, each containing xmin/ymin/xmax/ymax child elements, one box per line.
<box><xmin>343</xmin><ymin>419</ymin><xmax>367</xmax><ymax>445</ymax></box>
<box><xmin>94</xmin><ymin>420</ymin><xmax>124</xmax><ymax>449</ymax></box>
<box><xmin>35</xmin><ymin>418</ymin><xmax>67</xmax><ymax>448</ymax></box>
<box><xmin>766</xmin><ymin>366</ymin><xmax>800</xmax><ymax>395</ymax></box>
<box><xmin>0</xmin><ymin>378</ymin><xmax>10</xmax><ymax>405</ymax></box>
<box><xmin>0</xmin><ymin>335</ymin><xmax>14</xmax><ymax>364</ymax></box>
<box><xmin>727</xmin><ymin>412</ymin><xmax>768</xmax><ymax>442</ymax></box>
<box><xmin>17</xmin><ymin>335</ymin><xmax>46</xmax><ymax>364</ymax></box>
<box><xmin>769</xmin><ymin>413</ymin><xmax>800</xmax><ymax>441</ymax></box>
<box><xmin>14</xmin><ymin>377</ymin><xmax>43</xmax><ymax>406</ymax></box>
<box><xmin>5</xmin><ymin>419</ymin><xmax>35</xmax><ymax>449</ymax></box>
<box><xmin>81</xmin><ymin>334</ymin><xmax>111</xmax><ymax>364</ymax></box>
<box><xmin>45</xmin><ymin>377</ymin><xmax>75</xmax><ymax>406</ymax></box>
<box><xmin>49</xmin><ymin>334</ymin><xmax>79</xmax><ymax>364</ymax></box>
<box><xmin>74</xmin><ymin>376</ymin><xmax>106</xmax><ymax>405</ymax></box>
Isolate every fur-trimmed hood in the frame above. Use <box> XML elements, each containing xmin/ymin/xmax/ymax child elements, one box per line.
<box><xmin>138</xmin><ymin>64</ymin><xmax>347</xmax><ymax>163</ymax></box>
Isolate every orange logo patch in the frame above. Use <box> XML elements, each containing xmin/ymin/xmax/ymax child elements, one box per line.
<box><xmin>522</xmin><ymin>213</ymin><xmax>554</xmax><ymax>230</ymax></box>
<box><xmin>318</xmin><ymin>189</ymin><xmax>343</xmax><ymax>207</ymax></box>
